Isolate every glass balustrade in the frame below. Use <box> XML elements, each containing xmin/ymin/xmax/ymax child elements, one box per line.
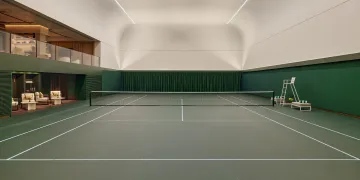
<box><xmin>82</xmin><ymin>53</ymin><xmax>92</xmax><ymax>66</ymax></box>
<box><xmin>92</xmin><ymin>56</ymin><xmax>100</xmax><ymax>67</ymax></box>
<box><xmin>0</xmin><ymin>30</ymin><xmax>10</xmax><ymax>53</ymax></box>
<box><xmin>0</xmin><ymin>30</ymin><xmax>100</xmax><ymax>67</ymax></box>
<box><xmin>37</xmin><ymin>41</ymin><xmax>56</xmax><ymax>60</ymax></box>
<box><xmin>71</xmin><ymin>50</ymin><xmax>82</xmax><ymax>64</ymax></box>
<box><xmin>56</xmin><ymin>46</ymin><xmax>71</xmax><ymax>63</ymax></box>
<box><xmin>11</xmin><ymin>34</ymin><xmax>36</xmax><ymax>57</ymax></box>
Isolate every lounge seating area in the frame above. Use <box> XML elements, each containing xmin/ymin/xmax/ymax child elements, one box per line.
<box><xmin>10</xmin><ymin>72</ymin><xmax>81</xmax><ymax>116</ymax></box>
<box><xmin>11</xmin><ymin>91</ymin><xmax>67</xmax><ymax>113</ymax></box>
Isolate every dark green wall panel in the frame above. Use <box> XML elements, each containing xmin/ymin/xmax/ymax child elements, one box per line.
<box><xmin>0</xmin><ymin>72</ymin><xmax>12</xmax><ymax>117</ymax></box>
<box><xmin>241</xmin><ymin>60</ymin><xmax>360</xmax><ymax>116</ymax></box>
<box><xmin>67</xmin><ymin>75</ymin><xmax>77</xmax><ymax>100</ymax></box>
<box><xmin>41</xmin><ymin>73</ymin><xmax>51</xmax><ymax>94</ymax></box>
<box><xmin>75</xmin><ymin>75</ymin><xmax>86</xmax><ymax>100</ymax></box>
<box><xmin>40</xmin><ymin>74</ymin><xmax>101</xmax><ymax>101</ymax></box>
<box><xmin>14</xmin><ymin>74</ymin><xmax>25</xmax><ymax>100</ymax></box>
<box><xmin>85</xmin><ymin>74</ymin><xmax>102</xmax><ymax>100</ymax></box>
<box><xmin>120</xmin><ymin>71</ymin><xmax>241</xmax><ymax>92</ymax></box>
<box><xmin>102</xmin><ymin>71</ymin><xmax>122</xmax><ymax>91</ymax></box>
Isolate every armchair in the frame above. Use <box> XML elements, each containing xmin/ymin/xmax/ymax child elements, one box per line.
<box><xmin>12</xmin><ymin>98</ymin><xmax>19</xmax><ymax>111</ymax></box>
<box><xmin>35</xmin><ymin>92</ymin><xmax>50</xmax><ymax>105</ymax></box>
<box><xmin>21</xmin><ymin>93</ymin><xmax>37</xmax><ymax>111</ymax></box>
<box><xmin>50</xmin><ymin>91</ymin><xmax>64</xmax><ymax>105</ymax></box>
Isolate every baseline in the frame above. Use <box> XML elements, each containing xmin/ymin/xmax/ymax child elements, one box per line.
<box><xmin>0</xmin><ymin>158</ymin><xmax>357</xmax><ymax>161</ymax></box>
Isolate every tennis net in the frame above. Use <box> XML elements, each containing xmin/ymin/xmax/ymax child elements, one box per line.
<box><xmin>89</xmin><ymin>91</ymin><xmax>275</xmax><ymax>106</ymax></box>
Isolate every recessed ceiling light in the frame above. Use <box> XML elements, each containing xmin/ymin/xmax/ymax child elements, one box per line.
<box><xmin>114</xmin><ymin>0</ymin><xmax>136</xmax><ymax>24</ymax></box>
<box><xmin>227</xmin><ymin>0</ymin><xmax>251</xmax><ymax>24</ymax></box>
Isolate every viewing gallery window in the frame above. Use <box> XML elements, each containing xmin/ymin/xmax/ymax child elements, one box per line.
<box><xmin>0</xmin><ymin>29</ymin><xmax>100</xmax><ymax>67</ymax></box>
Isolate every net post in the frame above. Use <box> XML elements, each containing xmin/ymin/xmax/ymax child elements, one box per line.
<box><xmin>89</xmin><ymin>91</ymin><xmax>92</xmax><ymax>106</ymax></box>
<box><xmin>272</xmin><ymin>91</ymin><xmax>275</xmax><ymax>107</ymax></box>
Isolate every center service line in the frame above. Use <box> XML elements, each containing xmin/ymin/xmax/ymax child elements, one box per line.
<box><xmin>181</xmin><ymin>99</ymin><xmax>184</xmax><ymax>122</ymax></box>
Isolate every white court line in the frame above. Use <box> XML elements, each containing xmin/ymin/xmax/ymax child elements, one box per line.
<box><xmin>0</xmin><ymin>158</ymin><xmax>357</xmax><ymax>161</ymax></box>
<box><xmin>230</xmin><ymin>96</ymin><xmax>360</xmax><ymax>141</ymax></box>
<box><xmin>0</xmin><ymin>104</ymin><xmax>88</xmax><ymax>131</ymax></box>
<box><xmin>95</xmin><ymin>120</ymin><xmax>180</xmax><ymax>122</ymax></box>
<box><xmin>6</xmin><ymin>95</ymin><xmax>147</xmax><ymax>160</ymax></box>
<box><xmin>218</xmin><ymin>96</ymin><xmax>360</xmax><ymax>160</ymax></box>
<box><xmin>0</xmin><ymin>96</ymin><xmax>134</xmax><ymax>143</ymax></box>
<box><xmin>2</xmin><ymin>95</ymin><xmax>126</xmax><ymax>131</ymax></box>
<box><xmin>94</xmin><ymin>120</ymin><xmax>263</xmax><ymax>123</ymax></box>
<box><xmin>181</xmin><ymin>99</ymin><xmax>184</xmax><ymax>122</ymax></box>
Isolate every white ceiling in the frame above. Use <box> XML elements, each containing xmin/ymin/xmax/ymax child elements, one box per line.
<box><xmin>119</xmin><ymin>0</ymin><xmax>246</xmax><ymax>24</ymax></box>
<box><xmin>10</xmin><ymin>0</ymin><xmax>355</xmax><ymax>71</ymax></box>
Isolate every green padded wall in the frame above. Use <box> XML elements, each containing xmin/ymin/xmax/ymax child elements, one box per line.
<box><xmin>41</xmin><ymin>73</ymin><xmax>51</xmax><ymax>95</ymax></box>
<box><xmin>14</xmin><ymin>74</ymin><xmax>25</xmax><ymax>100</ymax></box>
<box><xmin>102</xmin><ymin>71</ymin><xmax>122</xmax><ymax>91</ymax></box>
<box><xmin>0</xmin><ymin>72</ymin><xmax>12</xmax><ymax>117</ymax></box>
<box><xmin>75</xmin><ymin>75</ymin><xmax>86</xmax><ymax>100</ymax></box>
<box><xmin>241</xmin><ymin>60</ymin><xmax>360</xmax><ymax>116</ymax></box>
<box><xmin>120</xmin><ymin>71</ymin><xmax>241</xmax><ymax>92</ymax></box>
<box><xmin>67</xmin><ymin>75</ymin><xmax>77</xmax><ymax>100</ymax></box>
<box><xmin>85</xmin><ymin>74</ymin><xmax>102</xmax><ymax>99</ymax></box>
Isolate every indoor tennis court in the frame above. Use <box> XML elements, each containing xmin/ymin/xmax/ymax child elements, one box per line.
<box><xmin>1</xmin><ymin>93</ymin><xmax>360</xmax><ymax>179</ymax></box>
<box><xmin>1</xmin><ymin>0</ymin><xmax>360</xmax><ymax>179</ymax></box>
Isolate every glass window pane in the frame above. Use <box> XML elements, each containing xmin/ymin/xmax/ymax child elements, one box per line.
<box><xmin>56</xmin><ymin>46</ymin><xmax>71</xmax><ymax>63</ymax></box>
<box><xmin>0</xmin><ymin>30</ymin><xmax>10</xmax><ymax>53</ymax></box>
<box><xmin>82</xmin><ymin>53</ymin><xmax>92</xmax><ymax>66</ymax></box>
<box><xmin>92</xmin><ymin>56</ymin><xmax>100</xmax><ymax>67</ymax></box>
<box><xmin>11</xmin><ymin>34</ymin><xmax>36</xmax><ymax>57</ymax></box>
<box><xmin>37</xmin><ymin>41</ymin><xmax>55</xmax><ymax>60</ymax></box>
<box><xmin>71</xmin><ymin>50</ymin><xmax>82</xmax><ymax>64</ymax></box>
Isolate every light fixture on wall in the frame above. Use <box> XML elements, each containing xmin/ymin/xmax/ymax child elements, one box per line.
<box><xmin>5</xmin><ymin>25</ymin><xmax>49</xmax><ymax>35</ymax></box>
<box><xmin>226</xmin><ymin>0</ymin><xmax>251</xmax><ymax>24</ymax></box>
<box><xmin>114</xmin><ymin>0</ymin><xmax>136</xmax><ymax>24</ymax></box>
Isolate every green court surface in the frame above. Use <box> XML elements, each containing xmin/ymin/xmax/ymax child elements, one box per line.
<box><xmin>0</xmin><ymin>94</ymin><xmax>360</xmax><ymax>180</ymax></box>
